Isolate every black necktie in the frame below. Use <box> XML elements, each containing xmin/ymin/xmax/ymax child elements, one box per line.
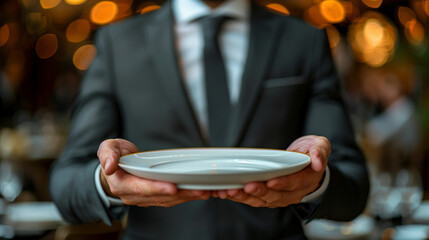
<box><xmin>201</xmin><ymin>15</ymin><xmax>231</xmax><ymax>147</ymax></box>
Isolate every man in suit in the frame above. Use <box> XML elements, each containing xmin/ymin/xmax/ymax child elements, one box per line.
<box><xmin>49</xmin><ymin>0</ymin><xmax>369</xmax><ymax>239</ymax></box>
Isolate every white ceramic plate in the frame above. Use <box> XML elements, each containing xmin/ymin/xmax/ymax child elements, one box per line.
<box><xmin>119</xmin><ymin>148</ymin><xmax>310</xmax><ymax>190</ymax></box>
<box><xmin>304</xmin><ymin>215</ymin><xmax>375</xmax><ymax>240</ymax></box>
<box><xmin>412</xmin><ymin>201</ymin><xmax>429</xmax><ymax>224</ymax></box>
<box><xmin>5</xmin><ymin>202</ymin><xmax>64</xmax><ymax>236</ymax></box>
<box><xmin>393</xmin><ymin>225</ymin><xmax>429</xmax><ymax>240</ymax></box>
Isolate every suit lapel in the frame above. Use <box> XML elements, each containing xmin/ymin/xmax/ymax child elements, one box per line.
<box><xmin>228</xmin><ymin>6</ymin><xmax>282</xmax><ymax>146</ymax></box>
<box><xmin>146</xmin><ymin>3</ymin><xmax>206</xmax><ymax>146</ymax></box>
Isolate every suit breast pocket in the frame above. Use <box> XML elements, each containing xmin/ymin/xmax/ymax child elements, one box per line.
<box><xmin>263</xmin><ymin>76</ymin><xmax>306</xmax><ymax>88</ymax></box>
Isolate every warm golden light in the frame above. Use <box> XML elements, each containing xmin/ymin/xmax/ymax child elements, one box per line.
<box><xmin>398</xmin><ymin>7</ymin><xmax>417</xmax><ymax>26</ymax></box>
<box><xmin>325</xmin><ymin>25</ymin><xmax>340</xmax><ymax>49</ymax></box>
<box><xmin>116</xmin><ymin>0</ymin><xmax>133</xmax><ymax>12</ymax></box>
<box><xmin>361</xmin><ymin>0</ymin><xmax>383</xmax><ymax>9</ymax></box>
<box><xmin>266</xmin><ymin>3</ymin><xmax>290</xmax><ymax>15</ymax></box>
<box><xmin>424</xmin><ymin>0</ymin><xmax>429</xmax><ymax>16</ymax></box>
<box><xmin>139</xmin><ymin>5</ymin><xmax>161</xmax><ymax>14</ymax></box>
<box><xmin>303</xmin><ymin>5</ymin><xmax>328</xmax><ymax>28</ymax></box>
<box><xmin>73</xmin><ymin>44</ymin><xmax>97</xmax><ymax>70</ymax></box>
<box><xmin>40</xmin><ymin>0</ymin><xmax>61</xmax><ymax>9</ymax></box>
<box><xmin>363</xmin><ymin>19</ymin><xmax>384</xmax><ymax>47</ymax></box>
<box><xmin>65</xmin><ymin>0</ymin><xmax>86</xmax><ymax>5</ymax></box>
<box><xmin>343</xmin><ymin>2</ymin><xmax>360</xmax><ymax>21</ymax></box>
<box><xmin>66</xmin><ymin>19</ymin><xmax>91</xmax><ymax>43</ymax></box>
<box><xmin>405</xmin><ymin>20</ymin><xmax>425</xmax><ymax>45</ymax></box>
<box><xmin>35</xmin><ymin>33</ymin><xmax>58</xmax><ymax>59</ymax></box>
<box><xmin>364</xmin><ymin>47</ymin><xmax>388</xmax><ymax>67</ymax></box>
<box><xmin>90</xmin><ymin>1</ymin><xmax>118</xmax><ymax>25</ymax></box>
<box><xmin>0</xmin><ymin>24</ymin><xmax>10</xmax><ymax>47</ymax></box>
<box><xmin>320</xmin><ymin>0</ymin><xmax>346</xmax><ymax>23</ymax></box>
<box><xmin>348</xmin><ymin>11</ymin><xmax>396</xmax><ymax>67</ymax></box>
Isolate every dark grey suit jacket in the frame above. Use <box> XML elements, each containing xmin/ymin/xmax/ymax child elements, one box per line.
<box><xmin>49</xmin><ymin>2</ymin><xmax>369</xmax><ymax>240</ymax></box>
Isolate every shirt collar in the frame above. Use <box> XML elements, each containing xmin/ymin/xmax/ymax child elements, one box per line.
<box><xmin>172</xmin><ymin>0</ymin><xmax>250</xmax><ymax>24</ymax></box>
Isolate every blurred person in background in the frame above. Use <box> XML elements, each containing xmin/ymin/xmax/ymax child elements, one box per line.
<box><xmin>360</xmin><ymin>66</ymin><xmax>422</xmax><ymax>173</ymax></box>
<box><xmin>49</xmin><ymin>0</ymin><xmax>369</xmax><ymax>239</ymax></box>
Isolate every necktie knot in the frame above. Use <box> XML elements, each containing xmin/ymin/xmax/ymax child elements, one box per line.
<box><xmin>201</xmin><ymin>15</ymin><xmax>231</xmax><ymax>42</ymax></box>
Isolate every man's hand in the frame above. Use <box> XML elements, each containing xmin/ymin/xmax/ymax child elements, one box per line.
<box><xmin>97</xmin><ymin>139</ymin><xmax>211</xmax><ymax>207</ymax></box>
<box><xmin>212</xmin><ymin>135</ymin><xmax>331</xmax><ymax>208</ymax></box>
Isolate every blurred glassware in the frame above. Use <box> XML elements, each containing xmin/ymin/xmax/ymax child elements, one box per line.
<box><xmin>0</xmin><ymin>161</ymin><xmax>23</xmax><ymax>202</ymax></box>
<box><xmin>5</xmin><ymin>201</ymin><xmax>64</xmax><ymax>237</ymax></box>
<box><xmin>303</xmin><ymin>214</ymin><xmax>375</xmax><ymax>240</ymax></box>
<box><xmin>0</xmin><ymin>224</ymin><xmax>14</xmax><ymax>239</ymax></box>
<box><xmin>412</xmin><ymin>200</ymin><xmax>429</xmax><ymax>224</ymax></box>
<box><xmin>392</xmin><ymin>225</ymin><xmax>429</xmax><ymax>240</ymax></box>
<box><xmin>395</xmin><ymin>168</ymin><xmax>423</xmax><ymax>220</ymax></box>
<box><xmin>369</xmin><ymin>168</ymin><xmax>423</xmax><ymax>223</ymax></box>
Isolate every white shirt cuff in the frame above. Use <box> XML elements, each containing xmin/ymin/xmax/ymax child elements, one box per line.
<box><xmin>301</xmin><ymin>166</ymin><xmax>330</xmax><ymax>203</ymax></box>
<box><xmin>95</xmin><ymin>164</ymin><xmax>125</xmax><ymax>207</ymax></box>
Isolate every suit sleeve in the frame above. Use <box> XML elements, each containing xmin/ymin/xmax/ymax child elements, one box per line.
<box><xmin>302</xmin><ymin>29</ymin><xmax>370</xmax><ymax>221</ymax></box>
<box><xmin>49</xmin><ymin>28</ymin><xmax>126</xmax><ymax>225</ymax></box>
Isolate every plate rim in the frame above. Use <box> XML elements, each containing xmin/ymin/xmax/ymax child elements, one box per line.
<box><xmin>120</xmin><ymin>147</ymin><xmax>310</xmax><ymax>158</ymax></box>
<box><xmin>118</xmin><ymin>147</ymin><xmax>310</xmax><ymax>176</ymax></box>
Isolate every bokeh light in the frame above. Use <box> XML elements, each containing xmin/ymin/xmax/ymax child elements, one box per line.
<box><xmin>303</xmin><ymin>5</ymin><xmax>328</xmax><ymax>28</ymax></box>
<box><xmin>405</xmin><ymin>20</ymin><xmax>425</xmax><ymax>45</ymax></box>
<box><xmin>364</xmin><ymin>19</ymin><xmax>384</xmax><ymax>47</ymax></box>
<box><xmin>398</xmin><ymin>7</ymin><xmax>417</xmax><ymax>26</ymax></box>
<box><xmin>90</xmin><ymin>1</ymin><xmax>118</xmax><ymax>25</ymax></box>
<box><xmin>361</xmin><ymin>0</ymin><xmax>383</xmax><ymax>9</ymax></box>
<box><xmin>266</xmin><ymin>3</ymin><xmax>290</xmax><ymax>15</ymax></box>
<box><xmin>115</xmin><ymin>0</ymin><xmax>133</xmax><ymax>21</ymax></box>
<box><xmin>73</xmin><ymin>44</ymin><xmax>97</xmax><ymax>70</ymax></box>
<box><xmin>343</xmin><ymin>2</ymin><xmax>360</xmax><ymax>21</ymax></box>
<box><xmin>348</xmin><ymin>11</ymin><xmax>396</xmax><ymax>67</ymax></box>
<box><xmin>424</xmin><ymin>0</ymin><xmax>429</xmax><ymax>16</ymax></box>
<box><xmin>325</xmin><ymin>25</ymin><xmax>341</xmax><ymax>49</ymax></box>
<box><xmin>35</xmin><ymin>33</ymin><xmax>58</xmax><ymax>59</ymax></box>
<box><xmin>0</xmin><ymin>24</ymin><xmax>10</xmax><ymax>47</ymax></box>
<box><xmin>65</xmin><ymin>0</ymin><xmax>87</xmax><ymax>5</ymax></box>
<box><xmin>138</xmin><ymin>4</ymin><xmax>161</xmax><ymax>14</ymax></box>
<box><xmin>116</xmin><ymin>0</ymin><xmax>133</xmax><ymax>12</ymax></box>
<box><xmin>320</xmin><ymin>0</ymin><xmax>346</xmax><ymax>23</ymax></box>
<box><xmin>40</xmin><ymin>0</ymin><xmax>61</xmax><ymax>9</ymax></box>
<box><xmin>66</xmin><ymin>19</ymin><xmax>91</xmax><ymax>43</ymax></box>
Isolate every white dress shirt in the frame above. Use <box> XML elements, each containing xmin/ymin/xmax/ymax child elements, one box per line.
<box><xmin>95</xmin><ymin>0</ymin><xmax>329</xmax><ymax>207</ymax></box>
<box><xmin>174</xmin><ymin>0</ymin><xmax>250</xmax><ymax>135</ymax></box>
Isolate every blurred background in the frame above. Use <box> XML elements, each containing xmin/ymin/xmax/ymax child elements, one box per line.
<box><xmin>0</xmin><ymin>0</ymin><xmax>428</xmax><ymax>239</ymax></box>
